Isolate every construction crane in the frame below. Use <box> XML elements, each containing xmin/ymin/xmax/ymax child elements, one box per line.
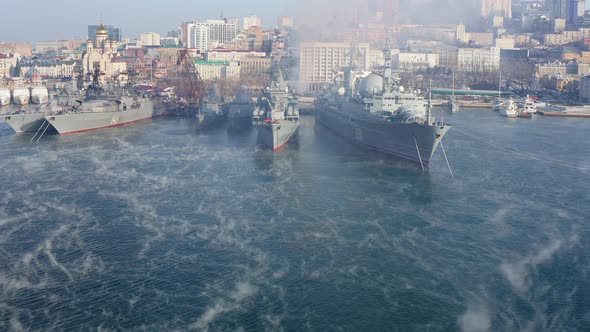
<box><xmin>173</xmin><ymin>49</ymin><xmax>205</xmax><ymax>114</ymax></box>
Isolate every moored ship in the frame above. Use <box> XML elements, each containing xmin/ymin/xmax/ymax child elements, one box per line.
<box><xmin>12</xmin><ymin>87</ymin><xmax>30</xmax><ymax>105</ymax></box>
<box><xmin>252</xmin><ymin>67</ymin><xmax>299</xmax><ymax>151</ymax></box>
<box><xmin>0</xmin><ymin>87</ymin><xmax>10</xmax><ymax>106</ymax></box>
<box><xmin>227</xmin><ymin>87</ymin><xmax>254</xmax><ymax>132</ymax></box>
<box><xmin>45</xmin><ymin>68</ymin><xmax>161</xmax><ymax>135</ymax></box>
<box><xmin>31</xmin><ymin>86</ymin><xmax>49</xmax><ymax>104</ymax></box>
<box><xmin>316</xmin><ymin>68</ymin><xmax>451</xmax><ymax>166</ymax></box>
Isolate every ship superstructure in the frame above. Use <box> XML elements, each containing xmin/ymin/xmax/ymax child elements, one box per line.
<box><xmin>316</xmin><ymin>68</ymin><xmax>451</xmax><ymax>166</ymax></box>
<box><xmin>252</xmin><ymin>67</ymin><xmax>299</xmax><ymax>151</ymax></box>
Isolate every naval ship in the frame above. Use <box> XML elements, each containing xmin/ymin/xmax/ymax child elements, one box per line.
<box><xmin>227</xmin><ymin>87</ymin><xmax>254</xmax><ymax>132</ymax></box>
<box><xmin>252</xmin><ymin>67</ymin><xmax>299</xmax><ymax>151</ymax></box>
<box><xmin>316</xmin><ymin>68</ymin><xmax>451</xmax><ymax>166</ymax></box>
<box><xmin>197</xmin><ymin>84</ymin><xmax>224</xmax><ymax>129</ymax></box>
<box><xmin>44</xmin><ymin>68</ymin><xmax>160</xmax><ymax>135</ymax></box>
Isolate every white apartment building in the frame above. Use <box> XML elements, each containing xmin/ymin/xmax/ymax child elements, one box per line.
<box><xmin>392</xmin><ymin>53</ymin><xmax>439</xmax><ymax>70</ymax></box>
<box><xmin>188</xmin><ymin>25</ymin><xmax>209</xmax><ymax>52</ymax></box>
<box><xmin>198</xmin><ymin>20</ymin><xmax>237</xmax><ymax>43</ymax></box>
<box><xmin>457</xmin><ymin>47</ymin><xmax>500</xmax><ymax>72</ymax></box>
<box><xmin>299</xmin><ymin>42</ymin><xmax>370</xmax><ymax>92</ymax></box>
<box><xmin>140</xmin><ymin>32</ymin><xmax>161</xmax><ymax>47</ymax></box>
<box><xmin>195</xmin><ymin>61</ymin><xmax>240</xmax><ymax>81</ymax></box>
<box><xmin>206</xmin><ymin>49</ymin><xmax>266</xmax><ymax>62</ymax></box>
<box><xmin>243</xmin><ymin>15</ymin><xmax>261</xmax><ymax>29</ymax></box>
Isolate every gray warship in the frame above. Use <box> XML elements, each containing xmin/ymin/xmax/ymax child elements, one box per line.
<box><xmin>316</xmin><ymin>68</ymin><xmax>451</xmax><ymax>166</ymax></box>
<box><xmin>44</xmin><ymin>68</ymin><xmax>160</xmax><ymax>135</ymax></box>
<box><xmin>227</xmin><ymin>87</ymin><xmax>254</xmax><ymax>132</ymax></box>
<box><xmin>2</xmin><ymin>107</ymin><xmax>47</xmax><ymax>134</ymax></box>
<box><xmin>197</xmin><ymin>84</ymin><xmax>224</xmax><ymax>129</ymax></box>
<box><xmin>252</xmin><ymin>67</ymin><xmax>299</xmax><ymax>151</ymax></box>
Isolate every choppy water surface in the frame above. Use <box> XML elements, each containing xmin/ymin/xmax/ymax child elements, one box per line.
<box><xmin>0</xmin><ymin>112</ymin><xmax>589</xmax><ymax>331</ymax></box>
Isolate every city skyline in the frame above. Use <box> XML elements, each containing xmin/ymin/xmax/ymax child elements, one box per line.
<box><xmin>0</xmin><ymin>0</ymin><xmax>296</xmax><ymax>43</ymax></box>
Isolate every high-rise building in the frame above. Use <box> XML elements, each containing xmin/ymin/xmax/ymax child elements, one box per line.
<box><xmin>548</xmin><ymin>0</ymin><xmax>567</xmax><ymax>19</ymax></box>
<box><xmin>88</xmin><ymin>24</ymin><xmax>121</xmax><ymax>42</ymax></box>
<box><xmin>243</xmin><ymin>15</ymin><xmax>261</xmax><ymax>30</ymax></box>
<box><xmin>140</xmin><ymin>32</ymin><xmax>161</xmax><ymax>47</ymax></box>
<box><xmin>481</xmin><ymin>0</ymin><xmax>512</xmax><ymax>18</ymax></box>
<box><xmin>278</xmin><ymin>16</ymin><xmax>294</xmax><ymax>30</ymax></box>
<box><xmin>188</xmin><ymin>25</ymin><xmax>209</xmax><ymax>52</ymax></box>
<box><xmin>566</xmin><ymin>0</ymin><xmax>585</xmax><ymax>23</ymax></box>
<box><xmin>299</xmin><ymin>42</ymin><xmax>370</xmax><ymax>92</ymax></box>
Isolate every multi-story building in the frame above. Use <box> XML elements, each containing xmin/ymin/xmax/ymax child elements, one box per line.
<box><xmin>392</xmin><ymin>53</ymin><xmax>439</xmax><ymax>71</ymax></box>
<box><xmin>544</xmin><ymin>30</ymin><xmax>582</xmax><ymax>45</ymax></box>
<box><xmin>21</xmin><ymin>60</ymin><xmax>78</xmax><ymax>78</ymax></box>
<box><xmin>194</xmin><ymin>61</ymin><xmax>240</xmax><ymax>81</ymax></box>
<box><xmin>239</xmin><ymin>57</ymin><xmax>272</xmax><ymax>77</ymax></box>
<box><xmin>140</xmin><ymin>32</ymin><xmax>161</xmax><ymax>47</ymax></box>
<box><xmin>206</xmin><ymin>49</ymin><xmax>266</xmax><ymax>62</ymax></box>
<box><xmin>578</xmin><ymin>74</ymin><xmax>590</xmax><ymax>101</ymax></box>
<box><xmin>200</xmin><ymin>20</ymin><xmax>238</xmax><ymax>43</ymax></box>
<box><xmin>299</xmin><ymin>42</ymin><xmax>370</xmax><ymax>92</ymax></box>
<box><xmin>481</xmin><ymin>0</ymin><xmax>512</xmax><ymax>18</ymax></box>
<box><xmin>278</xmin><ymin>16</ymin><xmax>294</xmax><ymax>30</ymax></box>
<box><xmin>0</xmin><ymin>43</ymin><xmax>32</xmax><ymax>57</ymax></box>
<box><xmin>160</xmin><ymin>37</ymin><xmax>179</xmax><ymax>47</ymax></box>
<box><xmin>457</xmin><ymin>47</ymin><xmax>500</xmax><ymax>72</ymax></box>
<box><xmin>35</xmin><ymin>40</ymin><xmax>85</xmax><ymax>53</ymax></box>
<box><xmin>243</xmin><ymin>15</ymin><xmax>261</xmax><ymax>30</ymax></box>
<box><xmin>188</xmin><ymin>25</ymin><xmax>209</xmax><ymax>52</ymax></box>
<box><xmin>0</xmin><ymin>54</ymin><xmax>17</xmax><ymax>78</ymax></box>
<box><xmin>88</xmin><ymin>24</ymin><xmax>121</xmax><ymax>42</ymax></box>
<box><xmin>467</xmin><ymin>32</ymin><xmax>495</xmax><ymax>46</ymax></box>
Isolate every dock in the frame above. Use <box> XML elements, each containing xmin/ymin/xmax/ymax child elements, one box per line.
<box><xmin>538</xmin><ymin>106</ymin><xmax>590</xmax><ymax>118</ymax></box>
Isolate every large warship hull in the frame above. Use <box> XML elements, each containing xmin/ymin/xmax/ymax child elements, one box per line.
<box><xmin>46</xmin><ymin>101</ymin><xmax>159</xmax><ymax>135</ymax></box>
<box><xmin>2</xmin><ymin>113</ymin><xmax>45</xmax><ymax>133</ymax></box>
<box><xmin>317</xmin><ymin>105</ymin><xmax>450</xmax><ymax>165</ymax></box>
<box><xmin>228</xmin><ymin>114</ymin><xmax>252</xmax><ymax>132</ymax></box>
<box><xmin>254</xmin><ymin>121</ymin><xmax>299</xmax><ymax>151</ymax></box>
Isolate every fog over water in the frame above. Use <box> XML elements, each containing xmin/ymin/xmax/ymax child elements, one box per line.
<box><xmin>0</xmin><ymin>112</ymin><xmax>589</xmax><ymax>331</ymax></box>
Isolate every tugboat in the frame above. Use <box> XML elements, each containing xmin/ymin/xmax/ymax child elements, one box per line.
<box><xmin>499</xmin><ymin>98</ymin><xmax>518</xmax><ymax>118</ymax></box>
<box><xmin>252</xmin><ymin>67</ymin><xmax>299</xmax><ymax>151</ymax></box>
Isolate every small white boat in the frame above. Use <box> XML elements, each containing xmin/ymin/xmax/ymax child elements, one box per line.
<box><xmin>0</xmin><ymin>88</ymin><xmax>10</xmax><ymax>106</ymax></box>
<box><xmin>12</xmin><ymin>87</ymin><xmax>30</xmax><ymax>105</ymax></box>
<box><xmin>31</xmin><ymin>86</ymin><xmax>49</xmax><ymax>104</ymax></box>
<box><xmin>522</xmin><ymin>95</ymin><xmax>537</xmax><ymax>114</ymax></box>
<box><xmin>499</xmin><ymin>98</ymin><xmax>518</xmax><ymax>118</ymax></box>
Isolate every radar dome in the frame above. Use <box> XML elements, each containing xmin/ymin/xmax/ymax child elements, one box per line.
<box><xmin>337</xmin><ymin>87</ymin><xmax>346</xmax><ymax>96</ymax></box>
<box><xmin>358</xmin><ymin>74</ymin><xmax>383</xmax><ymax>98</ymax></box>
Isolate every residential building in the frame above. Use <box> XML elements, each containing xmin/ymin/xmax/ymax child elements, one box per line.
<box><xmin>457</xmin><ymin>47</ymin><xmax>500</xmax><ymax>72</ymax></box>
<box><xmin>21</xmin><ymin>60</ymin><xmax>78</xmax><ymax>78</ymax></box>
<box><xmin>35</xmin><ymin>40</ymin><xmax>84</xmax><ymax>53</ymax></box>
<box><xmin>392</xmin><ymin>52</ymin><xmax>439</xmax><ymax>70</ymax></box>
<box><xmin>578</xmin><ymin>74</ymin><xmax>590</xmax><ymax>101</ymax></box>
<box><xmin>481</xmin><ymin>0</ymin><xmax>512</xmax><ymax>18</ymax></box>
<box><xmin>188</xmin><ymin>25</ymin><xmax>209</xmax><ymax>52</ymax></box>
<box><xmin>0</xmin><ymin>54</ymin><xmax>17</xmax><ymax>78</ymax></box>
<box><xmin>194</xmin><ymin>61</ymin><xmax>240</xmax><ymax>81</ymax></box>
<box><xmin>160</xmin><ymin>37</ymin><xmax>179</xmax><ymax>47</ymax></box>
<box><xmin>140</xmin><ymin>32</ymin><xmax>161</xmax><ymax>47</ymax></box>
<box><xmin>278</xmin><ymin>16</ymin><xmax>294</xmax><ymax>30</ymax></box>
<box><xmin>0</xmin><ymin>43</ymin><xmax>32</xmax><ymax>57</ymax></box>
<box><xmin>198</xmin><ymin>20</ymin><xmax>238</xmax><ymax>43</ymax></box>
<box><xmin>544</xmin><ymin>30</ymin><xmax>582</xmax><ymax>45</ymax></box>
<box><xmin>299</xmin><ymin>42</ymin><xmax>370</xmax><ymax>92</ymax></box>
<box><xmin>206</xmin><ymin>49</ymin><xmax>266</xmax><ymax>62</ymax></box>
<box><xmin>239</xmin><ymin>57</ymin><xmax>272</xmax><ymax>77</ymax></box>
<box><xmin>243</xmin><ymin>15</ymin><xmax>261</xmax><ymax>30</ymax></box>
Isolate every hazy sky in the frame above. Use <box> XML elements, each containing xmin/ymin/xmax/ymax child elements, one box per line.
<box><xmin>0</xmin><ymin>0</ymin><xmax>296</xmax><ymax>43</ymax></box>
